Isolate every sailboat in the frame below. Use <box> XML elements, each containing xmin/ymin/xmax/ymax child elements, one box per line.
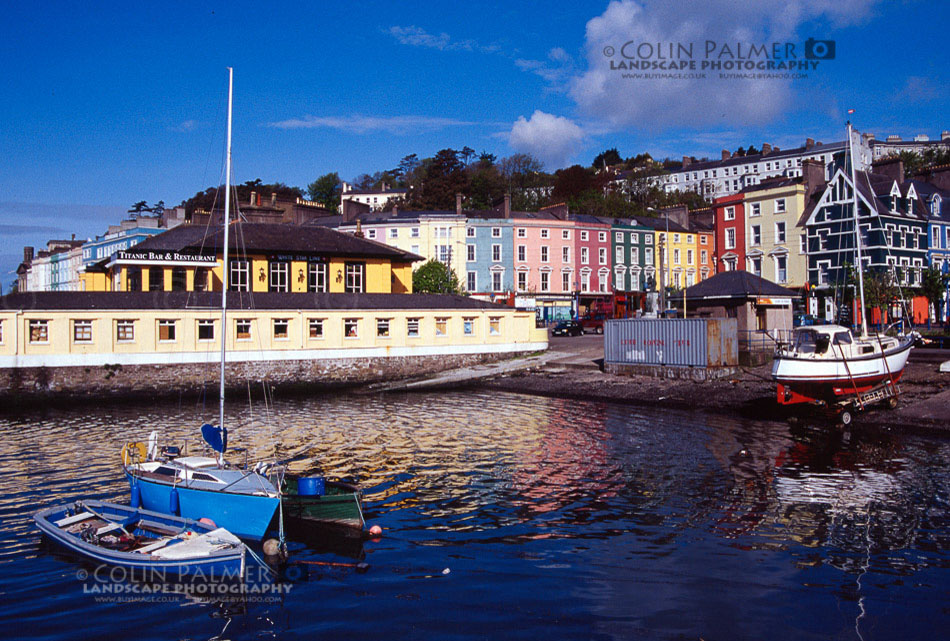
<box><xmin>123</xmin><ymin>69</ymin><xmax>281</xmax><ymax>540</ymax></box>
<box><xmin>771</xmin><ymin>120</ymin><xmax>919</xmax><ymax>421</ymax></box>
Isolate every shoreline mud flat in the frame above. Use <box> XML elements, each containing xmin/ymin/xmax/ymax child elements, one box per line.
<box><xmin>472</xmin><ymin>344</ymin><xmax>950</xmax><ymax>436</ymax></box>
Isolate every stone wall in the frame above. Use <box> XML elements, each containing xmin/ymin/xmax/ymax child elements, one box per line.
<box><xmin>1</xmin><ymin>350</ymin><xmax>534</xmax><ymax>407</ymax></box>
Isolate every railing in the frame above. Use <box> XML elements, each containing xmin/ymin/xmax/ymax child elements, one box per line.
<box><xmin>739</xmin><ymin>329</ymin><xmax>794</xmax><ymax>352</ymax></box>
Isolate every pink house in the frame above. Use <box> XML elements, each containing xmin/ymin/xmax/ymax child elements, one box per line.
<box><xmin>512</xmin><ymin>211</ymin><xmax>575</xmax><ymax>295</ymax></box>
<box><xmin>573</xmin><ymin>214</ymin><xmax>613</xmax><ymax>294</ymax></box>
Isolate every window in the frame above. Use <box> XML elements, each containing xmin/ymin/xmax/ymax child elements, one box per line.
<box><xmin>489</xmin><ymin>317</ymin><xmax>501</xmax><ymax>335</ymax></box>
<box><xmin>376</xmin><ymin>318</ymin><xmax>391</xmax><ymax>338</ymax></box>
<box><xmin>645</xmin><ymin>247</ymin><xmax>654</xmax><ymax>263</ymax></box>
<box><xmin>541</xmin><ymin>246</ymin><xmax>549</xmax><ymax>263</ymax></box>
<box><xmin>724</xmin><ymin>206</ymin><xmax>735</xmax><ymax>221</ymax></box>
<box><xmin>345</xmin><ymin>263</ymin><xmax>364</xmax><ymax>293</ymax></box>
<box><xmin>615</xmin><ymin>232</ymin><xmax>623</xmax><ymax>242</ymax></box>
<box><xmin>750</xmin><ymin>203</ymin><xmax>761</xmax><ymax>217</ymax></box>
<box><xmin>673</xmin><ymin>233</ymin><xmax>681</xmax><ymax>243</ymax></box>
<box><xmin>750</xmin><ymin>257</ymin><xmax>762</xmax><ymax>277</ymax></box>
<box><xmin>308</xmin><ymin>318</ymin><xmax>324</xmax><ymax>339</ymax></box>
<box><xmin>616</xmin><ymin>246</ymin><xmax>624</xmax><ymax>263</ymax></box>
<box><xmin>599</xmin><ymin>231</ymin><xmax>607</xmax><ymax>242</ymax></box>
<box><xmin>467</xmin><ymin>271</ymin><xmax>477</xmax><ymax>292</ymax></box>
<box><xmin>701</xmin><ymin>250</ymin><xmax>708</xmax><ymax>264</ymax></box>
<box><xmin>411</xmin><ymin>227</ymin><xmax>420</xmax><ymax>238</ymax></box>
<box><xmin>687</xmin><ymin>250</ymin><xmax>693</xmax><ymax>265</ymax></box>
<box><xmin>540</xmin><ymin>271</ymin><xmax>549</xmax><ymax>291</ymax></box>
<box><xmin>308</xmin><ymin>262</ymin><xmax>328</xmax><ymax>292</ymax></box>
<box><xmin>599</xmin><ymin>248</ymin><xmax>607</xmax><ymax>265</ymax></box>
<box><xmin>466</xmin><ymin>227</ymin><xmax>476</xmax><ymax>238</ymax></box>
<box><xmin>435</xmin><ymin>317</ymin><xmax>448</xmax><ymax>336</ymax></box>
<box><xmin>491</xmin><ymin>227</ymin><xmax>501</xmax><ymax>238</ymax></box>
<box><xmin>616</xmin><ymin>271</ymin><xmax>624</xmax><ymax>290</ymax></box>
<box><xmin>492</xmin><ymin>244</ymin><xmax>502</xmax><ymax>262</ymax></box>
<box><xmin>562</xmin><ymin>272</ymin><xmax>571</xmax><ymax>291</ymax></box>
<box><xmin>407</xmin><ymin>318</ymin><xmax>420</xmax><ymax>337</ymax></box>
<box><xmin>492</xmin><ymin>271</ymin><xmax>502</xmax><ymax>292</ymax></box>
<box><xmin>148</xmin><ymin>268</ymin><xmax>163</xmax><ymax>291</ymax></box>
<box><xmin>73</xmin><ymin>320</ymin><xmax>92</xmax><ymax>343</ymax></box>
<box><xmin>800</xmin><ymin>234</ymin><xmax>807</xmax><ymax>253</ymax></box>
<box><xmin>581</xmin><ymin>231</ymin><xmax>588</xmax><ymax>241</ymax></box>
<box><xmin>437</xmin><ymin>245</ymin><xmax>451</xmax><ymax>263</ymax></box>
<box><xmin>171</xmin><ymin>268</ymin><xmax>186</xmax><ymax>291</ymax></box>
<box><xmin>562</xmin><ymin>247</ymin><xmax>570</xmax><ymax>262</ymax></box>
<box><xmin>751</xmin><ymin>225</ymin><xmax>761</xmax><ymax>245</ymax></box>
<box><xmin>673</xmin><ymin>249</ymin><xmax>681</xmax><ymax>264</ymax></box>
<box><xmin>117</xmin><ymin>320</ymin><xmax>134</xmax><ymax>342</ymax></box>
<box><xmin>236</xmin><ymin>319</ymin><xmax>252</xmax><ymax>340</ymax></box>
<box><xmin>776</xmin><ymin>255</ymin><xmax>788</xmax><ymax>283</ymax></box>
<box><xmin>467</xmin><ymin>245</ymin><xmax>476</xmax><ymax>262</ymax></box>
<box><xmin>517</xmin><ymin>245</ymin><xmax>526</xmax><ymax>262</ymax></box>
<box><xmin>773</xmin><ymin>221</ymin><xmax>786</xmax><ymax>244</ymax></box>
<box><xmin>562</xmin><ymin>230</ymin><xmax>571</xmax><ymax>240</ymax></box>
<box><xmin>366</xmin><ymin>229</ymin><xmax>376</xmax><ymax>239</ymax></box>
<box><xmin>630</xmin><ymin>247</ymin><xmax>639</xmax><ymax>263</ymax></box>
<box><xmin>197</xmin><ymin>319</ymin><xmax>214</xmax><ymax>341</ymax></box>
<box><xmin>517</xmin><ymin>228</ymin><xmax>526</xmax><ymax>238</ymax></box>
<box><xmin>775</xmin><ymin>198</ymin><xmax>786</xmax><ymax>213</ymax></box>
<box><xmin>269</xmin><ymin>261</ymin><xmax>289</xmax><ymax>292</ymax></box>
<box><xmin>126</xmin><ymin>267</ymin><xmax>142</xmax><ymax>291</ymax></box>
<box><xmin>581</xmin><ymin>247</ymin><xmax>589</xmax><ymax>264</ymax></box>
<box><xmin>517</xmin><ymin>271</ymin><xmax>527</xmax><ymax>291</ymax></box>
<box><xmin>273</xmin><ymin>318</ymin><xmax>289</xmax><ymax>340</ymax></box>
<box><xmin>344</xmin><ymin>318</ymin><xmax>359</xmax><ymax>338</ymax></box>
<box><xmin>194</xmin><ymin>268</ymin><xmax>209</xmax><ymax>292</ymax></box>
<box><xmin>645</xmin><ymin>234</ymin><xmax>653</xmax><ymax>245</ymax></box>
<box><xmin>158</xmin><ymin>320</ymin><xmax>176</xmax><ymax>342</ymax></box>
<box><xmin>389</xmin><ymin>228</ymin><xmax>398</xmax><ymax>239</ymax></box>
<box><xmin>230</xmin><ymin>259</ymin><xmax>249</xmax><ymax>291</ymax></box>
<box><xmin>541</xmin><ymin>229</ymin><xmax>550</xmax><ymax>239</ymax></box>
<box><xmin>463</xmin><ymin>317</ymin><xmax>476</xmax><ymax>335</ymax></box>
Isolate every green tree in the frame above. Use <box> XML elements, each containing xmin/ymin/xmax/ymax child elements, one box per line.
<box><xmin>921</xmin><ymin>266</ymin><xmax>949</xmax><ymax>328</ymax></box>
<box><xmin>863</xmin><ymin>269</ymin><xmax>900</xmax><ymax>328</ymax></box>
<box><xmin>128</xmin><ymin>201</ymin><xmax>150</xmax><ymax>215</ymax></box>
<box><xmin>592</xmin><ymin>148</ymin><xmax>622</xmax><ymax>169</ymax></box>
<box><xmin>412</xmin><ymin>259</ymin><xmax>463</xmax><ymax>294</ymax></box>
<box><xmin>409</xmin><ymin>149</ymin><xmax>468</xmax><ymax>210</ymax></box>
<box><xmin>307</xmin><ymin>172</ymin><xmax>341</xmax><ymax>212</ymax></box>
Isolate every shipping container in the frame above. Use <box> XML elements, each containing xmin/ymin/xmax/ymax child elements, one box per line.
<box><xmin>604</xmin><ymin>318</ymin><xmax>738</xmax><ymax>368</ymax></box>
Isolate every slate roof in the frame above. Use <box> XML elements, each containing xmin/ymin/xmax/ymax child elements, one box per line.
<box><xmin>668</xmin><ymin>140</ymin><xmax>847</xmax><ymax>174</ymax></box>
<box><xmin>682</xmin><ymin>270</ymin><xmax>798</xmax><ymax>300</ymax></box>
<box><xmin>0</xmin><ymin>291</ymin><xmax>510</xmax><ymax>312</ymax></box>
<box><xmin>116</xmin><ymin>222</ymin><xmax>422</xmax><ymax>262</ymax></box>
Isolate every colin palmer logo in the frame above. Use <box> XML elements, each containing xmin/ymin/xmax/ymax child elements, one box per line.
<box><xmin>603</xmin><ymin>38</ymin><xmax>835</xmax><ymax>76</ymax></box>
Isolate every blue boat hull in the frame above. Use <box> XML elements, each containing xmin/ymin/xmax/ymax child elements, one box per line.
<box><xmin>34</xmin><ymin>500</ymin><xmax>245</xmax><ymax>579</ymax></box>
<box><xmin>127</xmin><ymin>473</ymin><xmax>278</xmax><ymax>540</ymax></box>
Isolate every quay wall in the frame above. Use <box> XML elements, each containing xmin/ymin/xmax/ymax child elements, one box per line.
<box><xmin>1</xmin><ymin>343</ymin><xmax>546</xmax><ymax>405</ymax></box>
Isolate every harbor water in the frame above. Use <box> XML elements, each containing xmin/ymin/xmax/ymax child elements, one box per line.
<box><xmin>1</xmin><ymin>390</ymin><xmax>949</xmax><ymax>640</ymax></box>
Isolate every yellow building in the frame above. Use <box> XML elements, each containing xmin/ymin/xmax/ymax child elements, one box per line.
<box><xmin>742</xmin><ymin>179</ymin><xmax>809</xmax><ymax>289</ymax></box>
<box><xmin>81</xmin><ymin>222</ymin><xmax>418</xmax><ymax>295</ymax></box>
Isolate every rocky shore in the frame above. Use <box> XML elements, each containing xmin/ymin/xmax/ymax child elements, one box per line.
<box><xmin>472</xmin><ymin>335</ymin><xmax>950</xmax><ymax>435</ymax></box>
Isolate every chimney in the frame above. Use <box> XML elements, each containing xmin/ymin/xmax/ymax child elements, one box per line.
<box><xmin>354</xmin><ymin>219</ymin><xmax>364</xmax><ymax>238</ymax></box>
<box><xmin>24</xmin><ymin>246</ymin><xmax>34</xmax><ymax>262</ymax></box>
<box><xmin>270</xmin><ymin>192</ymin><xmax>277</xmax><ymax>206</ymax></box>
<box><xmin>456</xmin><ymin>193</ymin><xmax>463</xmax><ymax>216</ymax></box>
<box><xmin>872</xmin><ymin>156</ymin><xmax>904</xmax><ymax>183</ymax></box>
<box><xmin>886</xmin><ymin>135</ymin><xmax>901</xmax><ymax>142</ymax></box>
<box><xmin>682</xmin><ymin>156</ymin><xmax>692</xmax><ymax>167</ymax></box>
<box><xmin>816</xmin><ymin>141</ymin><xmax>823</xmax><ymax>146</ymax></box>
<box><xmin>249</xmin><ymin>191</ymin><xmax>257</xmax><ymax>206</ymax></box>
<box><xmin>381</xmin><ymin>182</ymin><xmax>387</xmax><ymax>192</ymax></box>
<box><xmin>805</xmin><ymin>137</ymin><xmax>815</xmax><ymax>149</ymax></box>
<box><xmin>662</xmin><ymin>204</ymin><xmax>689</xmax><ymax>230</ymax></box>
<box><xmin>721</xmin><ymin>149</ymin><xmax>731</xmax><ymax>160</ymax></box>
<box><xmin>761</xmin><ymin>143</ymin><xmax>772</xmax><ymax>155</ymax></box>
<box><xmin>802</xmin><ymin>158</ymin><xmax>825</xmax><ymax>200</ymax></box>
<box><xmin>862</xmin><ymin>133</ymin><xmax>875</xmax><ymax>142</ymax></box>
<box><xmin>342</xmin><ymin>182</ymin><xmax>350</xmax><ymax>194</ymax></box>
<box><xmin>71</xmin><ymin>233</ymin><xmax>75</xmax><ymax>241</ymax></box>
<box><xmin>504</xmin><ymin>193</ymin><xmax>511</xmax><ymax>219</ymax></box>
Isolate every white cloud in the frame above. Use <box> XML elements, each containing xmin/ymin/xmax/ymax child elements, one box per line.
<box><xmin>515</xmin><ymin>47</ymin><xmax>576</xmax><ymax>87</ymax></box>
<box><xmin>568</xmin><ymin>0</ymin><xmax>882</xmax><ymax>132</ymax></box>
<box><xmin>170</xmin><ymin>120</ymin><xmax>198</xmax><ymax>133</ymax></box>
<box><xmin>386</xmin><ymin>25</ymin><xmax>498</xmax><ymax>53</ymax></box>
<box><xmin>508</xmin><ymin>111</ymin><xmax>585</xmax><ymax>168</ymax></box>
<box><xmin>266</xmin><ymin>114</ymin><xmax>488</xmax><ymax>135</ymax></box>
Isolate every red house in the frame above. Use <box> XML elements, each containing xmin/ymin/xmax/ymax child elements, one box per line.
<box><xmin>713</xmin><ymin>193</ymin><xmax>746</xmax><ymax>273</ymax></box>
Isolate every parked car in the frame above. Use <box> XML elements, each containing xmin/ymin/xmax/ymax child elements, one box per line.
<box><xmin>579</xmin><ymin>317</ymin><xmax>604</xmax><ymax>334</ymax></box>
<box><xmin>552</xmin><ymin>320</ymin><xmax>584</xmax><ymax>337</ymax></box>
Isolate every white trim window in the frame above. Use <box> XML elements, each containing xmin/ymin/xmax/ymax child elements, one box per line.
<box><xmin>73</xmin><ymin>319</ymin><xmax>93</xmax><ymax>343</ymax></box>
<box><xmin>491</xmin><ymin>227</ymin><xmax>502</xmax><ymax>238</ymax></box>
<box><xmin>775</xmin><ymin>221</ymin><xmax>786</xmax><ymax>244</ymax></box>
<box><xmin>599</xmin><ymin>247</ymin><xmax>607</xmax><ymax>265</ymax></box>
<box><xmin>540</xmin><ymin>229</ymin><xmax>550</xmax><ymax>239</ymax></box>
<box><xmin>308</xmin><ymin>261</ymin><xmax>328</xmax><ymax>293</ymax></box>
<box><xmin>269</xmin><ymin>260</ymin><xmax>289</xmax><ymax>292</ymax></box>
<box><xmin>407</xmin><ymin>317</ymin><xmax>420</xmax><ymax>337</ymax></box>
<box><xmin>376</xmin><ymin>318</ymin><xmax>391</xmax><ymax>338</ymax></box>
<box><xmin>751</xmin><ymin>225</ymin><xmax>762</xmax><ymax>245</ymax></box>
<box><xmin>724</xmin><ymin>206</ymin><xmax>735</xmax><ymax>221</ymax></box>
<box><xmin>467</xmin><ymin>271</ymin><xmax>477</xmax><ymax>292</ymax></box>
<box><xmin>467</xmin><ymin>245</ymin><xmax>476</xmax><ymax>262</ymax></box>
<box><xmin>540</xmin><ymin>246</ymin><xmax>549</xmax><ymax>263</ymax></box>
<box><xmin>344</xmin><ymin>318</ymin><xmax>359</xmax><ymax>338</ymax></box>
<box><xmin>229</xmin><ymin>259</ymin><xmax>249</xmax><ymax>292</ymax></box>
<box><xmin>158</xmin><ymin>319</ymin><xmax>177</xmax><ymax>342</ymax></box>
<box><xmin>492</xmin><ymin>244</ymin><xmax>502</xmax><ymax>262</ymax></box>
<box><xmin>776</xmin><ymin>255</ymin><xmax>788</xmax><ymax>283</ymax></box>
<box><xmin>517</xmin><ymin>245</ymin><xmax>527</xmax><ymax>262</ymax></box>
<box><xmin>273</xmin><ymin>318</ymin><xmax>290</xmax><ymax>340</ymax></box>
<box><xmin>775</xmin><ymin>198</ymin><xmax>786</xmax><ymax>213</ymax></box>
<box><xmin>308</xmin><ymin>318</ymin><xmax>324</xmax><ymax>339</ymax></box>
<box><xmin>463</xmin><ymin>317</ymin><xmax>476</xmax><ymax>335</ymax></box>
<box><xmin>235</xmin><ymin>319</ymin><xmax>252</xmax><ymax>340</ymax></box>
<box><xmin>116</xmin><ymin>319</ymin><xmax>135</xmax><ymax>342</ymax></box>
<box><xmin>540</xmin><ymin>271</ymin><xmax>549</xmax><ymax>292</ymax></box>
<box><xmin>197</xmin><ymin>319</ymin><xmax>214</xmax><ymax>342</ymax></box>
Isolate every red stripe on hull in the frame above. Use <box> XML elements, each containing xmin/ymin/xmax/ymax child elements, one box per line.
<box><xmin>776</xmin><ymin>370</ymin><xmax>904</xmax><ymax>405</ymax></box>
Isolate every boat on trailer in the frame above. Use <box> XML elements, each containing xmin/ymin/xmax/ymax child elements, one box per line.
<box><xmin>34</xmin><ymin>499</ymin><xmax>246</xmax><ymax>578</ymax></box>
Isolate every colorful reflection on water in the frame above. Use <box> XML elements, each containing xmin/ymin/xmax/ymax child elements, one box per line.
<box><xmin>1</xmin><ymin>391</ymin><xmax>948</xmax><ymax>640</ymax></box>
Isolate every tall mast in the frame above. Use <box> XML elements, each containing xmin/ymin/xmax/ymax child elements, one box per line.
<box><xmin>219</xmin><ymin>67</ymin><xmax>233</xmax><ymax>430</ymax></box>
<box><xmin>847</xmin><ymin>120</ymin><xmax>869</xmax><ymax>337</ymax></box>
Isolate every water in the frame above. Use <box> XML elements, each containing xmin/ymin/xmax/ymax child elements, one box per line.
<box><xmin>1</xmin><ymin>391</ymin><xmax>949</xmax><ymax>640</ymax></box>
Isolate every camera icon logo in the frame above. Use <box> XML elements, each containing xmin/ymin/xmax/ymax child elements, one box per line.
<box><xmin>805</xmin><ymin>38</ymin><xmax>836</xmax><ymax>60</ymax></box>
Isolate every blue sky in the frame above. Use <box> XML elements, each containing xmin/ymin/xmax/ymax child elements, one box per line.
<box><xmin>1</xmin><ymin>0</ymin><xmax>947</xmax><ymax>284</ymax></box>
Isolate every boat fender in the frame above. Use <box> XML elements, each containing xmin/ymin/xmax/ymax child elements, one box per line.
<box><xmin>121</xmin><ymin>442</ymin><xmax>147</xmax><ymax>466</ymax></box>
<box><xmin>130</xmin><ymin>483</ymin><xmax>141</xmax><ymax>509</ymax></box>
<box><xmin>169</xmin><ymin>487</ymin><xmax>180</xmax><ymax>515</ymax></box>
<box><xmin>198</xmin><ymin>517</ymin><xmax>216</xmax><ymax>528</ymax></box>
<box><xmin>369</xmin><ymin>524</ymin><xmax>383</xmax><ymax>537</ymax></box>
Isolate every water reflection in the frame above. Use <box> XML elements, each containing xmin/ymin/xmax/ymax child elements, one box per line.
<box><xmin>1</xmin><ymin>391</ymin><xmax>949</xmax><ymax>640</ymax></box>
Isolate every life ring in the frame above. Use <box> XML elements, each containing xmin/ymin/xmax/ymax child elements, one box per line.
<box><xmin>121</xmin><ymin>441</ymin><xmax>147</xmax><ymax>466</ymax></box>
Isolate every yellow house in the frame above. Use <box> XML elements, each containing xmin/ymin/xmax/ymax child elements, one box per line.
<box><xmin>80</xmin><ymin>222</ymin><xmax>418</xmax><ymax>295</ymax></box>
<box><xmin>652</xmin><ymin>220</ymin><xmax>696</xmax><ymax>290</ymax></box>
<box><xmin>742</xmin><ymin>179</ymin><xmax>809</xmax><ymax>289</ymax></box>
